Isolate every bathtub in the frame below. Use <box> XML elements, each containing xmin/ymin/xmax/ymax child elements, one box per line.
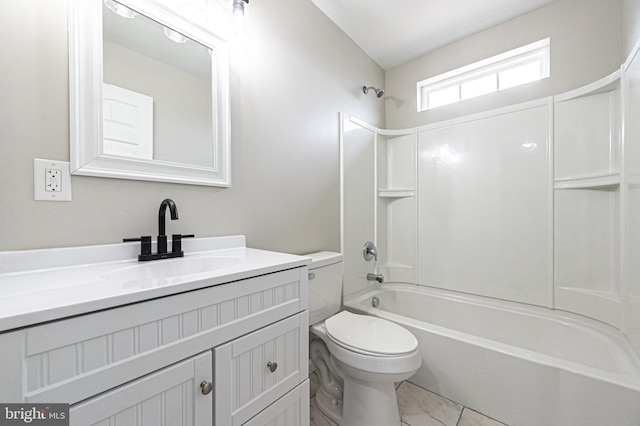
<box><xmin>343</xmin><ymin>283</ymin><xmax>640</xmax><ymax>426</ymax></box>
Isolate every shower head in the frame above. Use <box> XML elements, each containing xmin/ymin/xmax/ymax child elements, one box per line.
<box><xmin>363</xmin><ymin>85</ymin><xmax>384</xmax><ymax>98</ymax></box>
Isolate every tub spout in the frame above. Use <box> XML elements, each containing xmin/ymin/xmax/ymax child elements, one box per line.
<box><xmin>367</xmin><ymin>273</ymin><xmax>384</xmax><ymax>283</ymax></box>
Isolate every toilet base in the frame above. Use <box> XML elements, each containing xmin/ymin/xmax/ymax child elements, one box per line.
<box><xmin>314</xmin><ymin>386</ymin><xmax>343</xmax><ymax>424</ymax></box>
<box><xmin>342</xmin><ymin>377</ymin><xmax>401</xmax><ymax>426</ymax></box>
<box><xmin>315</xmin><ymin>377</ymin><xmax>402</xmax><ymax>426</ymax></box>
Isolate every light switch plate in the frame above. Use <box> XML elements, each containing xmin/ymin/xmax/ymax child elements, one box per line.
<box><xmin>34</xmin><ymin>158</ymin><xmax>72</xmax><ymax>201</ymax></box>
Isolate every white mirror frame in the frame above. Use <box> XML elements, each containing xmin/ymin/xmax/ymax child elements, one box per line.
<box><xmin>69</xmin><ymin>0</ymin><xmax>231</xmax><ymax>186</ymax></box>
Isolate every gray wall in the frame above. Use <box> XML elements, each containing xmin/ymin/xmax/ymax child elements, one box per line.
<box><xmin>3</xmin><ymin>0</ymin><xmax>638</xmax><ymax>254</ymax></box>
<box><xmin>385</xmin><ymin>0</ymin><xmax>624</xmax><ymax>129</ymax></box>
<box><xmin>0</xmin><ymin>0</ymin><xmax>384</xmax><ymax>253</ymax></box>
<box><xmin>624</xmin><ymin>0</ymin><xmax>640</xmax><ymax>57</ymax></box>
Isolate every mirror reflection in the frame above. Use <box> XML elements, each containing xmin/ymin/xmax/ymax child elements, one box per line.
<box><xmin>102</xmin><ymin>0</ymin><xmax>214</xmax><ymax>167</ymax></box>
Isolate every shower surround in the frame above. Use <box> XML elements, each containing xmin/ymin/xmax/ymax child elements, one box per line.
<box><xmin>340</xmin><ymin>44</ymin><xmax>640</xmax><ymax>424</ymax></box>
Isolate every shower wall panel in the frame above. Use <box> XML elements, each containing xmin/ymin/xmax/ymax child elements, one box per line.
<box><xmin>552</xmin><ymin>73</ymin><xmax>622</xmax><ymax>327</ymax></box>
<box><xmin>377</xmin><ymin>131</ymin><xmax>417</xmax><ymax>283</ymax></box>
<box><xmin>417</xmin><ymin>103</ymin><xmax>551</xmax><ymax>306</ymax></box>
<box><xmin>341</xmin><ymin>116</ymin><xmax>377</xmax><ymax>296</ymax></box>
<box><xmin>624</xmin><ymin>46</ymin><xmax>640</xmax><ymax>357</ymax></box>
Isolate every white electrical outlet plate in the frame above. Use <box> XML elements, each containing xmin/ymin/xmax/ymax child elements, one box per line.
<box><xmin>34</xmin><ymin>158</ymin><xmax>72</xmax><ymax>201</ymax></box>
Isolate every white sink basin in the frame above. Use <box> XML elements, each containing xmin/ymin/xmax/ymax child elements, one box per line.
<box><xmin>103</xmin><ymin>256</ymin><xmax>240</xmax><ymax>282</ymax></box>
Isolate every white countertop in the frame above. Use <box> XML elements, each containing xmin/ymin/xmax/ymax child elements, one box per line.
<box><xmin>0</xmin><ymin>236</ymin><xmax>310</xmax><ymax>332</ymax></box>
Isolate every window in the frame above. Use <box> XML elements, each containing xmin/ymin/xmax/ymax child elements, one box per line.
<box><xmin>417</xmin><ymin>38</ymin><xmax>550</xmax><ymax>111</ymax></box>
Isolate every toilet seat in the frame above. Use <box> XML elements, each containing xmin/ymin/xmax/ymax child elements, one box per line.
<box><xmin>325</xmin><ymin>311</ymin><xmax>418</xmax><ymax>356</ymax></box>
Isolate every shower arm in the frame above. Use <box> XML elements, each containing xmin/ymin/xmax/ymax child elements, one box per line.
<box><xmin>362</xmin><ymin>85</ymin><xmax>384</xmax><ymax>98</ymax></box>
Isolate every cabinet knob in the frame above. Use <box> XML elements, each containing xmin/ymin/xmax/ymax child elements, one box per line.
<box><xmin>200</xmin><ymin>380</ymin><xmax>213</xmax><ymax>395</ymax></box>
<box><xmin>267</xmin><ymin>361</ymin><xmax>278</xmax><ymax>373</ymax></box>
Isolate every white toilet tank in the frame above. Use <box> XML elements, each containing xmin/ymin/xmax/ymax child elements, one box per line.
<box><xmin>307</xmin><ymin>251</ymin><xmax>343</xmax><ymax>325</ymax></box>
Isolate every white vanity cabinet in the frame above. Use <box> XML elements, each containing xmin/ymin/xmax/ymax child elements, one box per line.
<box><xmin>0</xmin><ymin>264</ymin><xmax>309</xmax><ymax>426</ymax></box>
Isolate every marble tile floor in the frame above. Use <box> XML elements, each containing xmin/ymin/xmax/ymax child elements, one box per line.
<box><xmin>309</xmin><ymin>373</ymin><xmax>508</xmax><ymax>426</ymax></box>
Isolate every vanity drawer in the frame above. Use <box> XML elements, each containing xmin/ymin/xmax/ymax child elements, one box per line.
<box><xmin>0</xmin><ymin>267</ymin><xmax>308</xmax><ymax>405</ymax></box>
<box><xmin>69</xmin><ymin>351</ymin><xmax>212</xmax><ymax>426</ymax></box>
<box><xmin>243</xmin><ymin>380</ymin><xmax>310</xmax><ymax>426</ymax></box>
<box><xmin>214</xmin><ymin>312</ymin><xmax>309</xmax><ymax>426</ymax></box>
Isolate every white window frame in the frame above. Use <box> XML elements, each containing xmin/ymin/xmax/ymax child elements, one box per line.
<box><xmin>417</xmin><ymin>38</ymin><xmax>550</xmax><ymax>111</ymax></box>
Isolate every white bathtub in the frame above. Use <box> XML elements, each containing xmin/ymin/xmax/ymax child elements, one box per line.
<box><xmin>343</xmin><ymin>283</ymin><xmax>640</xmax><ymax>426</ymax></box>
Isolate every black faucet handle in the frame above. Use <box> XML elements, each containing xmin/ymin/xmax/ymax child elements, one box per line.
<box><xmin>171</xmin><ymin>234</ymin><xmax>195</xmax><ymax>253</ymax></box>
<box><xmin>123</xmin><ymin>236</ymin><xmax>152</xmax><ymax>256</ymax></box>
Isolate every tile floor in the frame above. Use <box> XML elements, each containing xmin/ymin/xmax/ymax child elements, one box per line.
<box><xmin>309</xmin><ymin>373</ymin><xmax>508</xmax><ymax>426</ymax></box>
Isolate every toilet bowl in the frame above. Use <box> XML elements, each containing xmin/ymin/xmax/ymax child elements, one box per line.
<box><xmin>307</xmin><ymin>252</ymin><xmax>422</xmax><ymax>426</ymax></box>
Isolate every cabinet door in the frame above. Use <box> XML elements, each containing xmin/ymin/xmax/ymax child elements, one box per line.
<box><xmin>242</xmin><ymin>380</ymin><xmax>309</xmax><ymax>426</ymax></box>
<box><xmin>69</xmin><ymin>352</ymin><xmax>212</xmax><ymax>426</ymax></box>
<box><xmin>215</xmin><ymin>313</ymin><xmax>308</xmax><ymax>426</ymax></box>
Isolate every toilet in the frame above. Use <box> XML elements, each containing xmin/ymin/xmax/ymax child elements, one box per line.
<box><xmin>307</xmin><ymin>252</ymin><xmax>421</xmax><ymax>426</ymax></box>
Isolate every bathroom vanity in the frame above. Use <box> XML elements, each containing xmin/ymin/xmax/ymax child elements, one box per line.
<box><xmin>0</xmin><ymin>236</ymin><xmax>310</xmax><ymax>425</ymax></box>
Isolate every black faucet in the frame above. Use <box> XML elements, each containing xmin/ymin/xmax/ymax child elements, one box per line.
<box><xmin>157</xmin><ymin>198</ymin><xmax>179</xmax><ymax>255</ymax></box>
<box><xmin>123</xmin><ymin>199</ymin><xmax>194</xmax><ymax>261</ymax></box>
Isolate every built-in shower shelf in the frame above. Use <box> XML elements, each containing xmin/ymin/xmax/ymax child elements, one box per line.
<box><xmin>554</xmin><ymin>172</ymin><xmax>620</xmax><ymax>189</ymax></box>
<box><xmin>378</xmin><ymin>188</ymin><xmax>415</xmax><ymax>198</ymax></box>
<box><xmin>554</xmin><ymin>70</ymin><xmax>620</xmax><ymax>102</ymax></box>
<box><xmin>378</xmin><ymin>263</ymin><xmax>414</xmax><ymax>270</ymax></box>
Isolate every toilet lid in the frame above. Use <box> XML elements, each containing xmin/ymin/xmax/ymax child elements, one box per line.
<box><xmin>324</xmin><ymin>311</ymin><xmax>418</xmax><ymax>356</ymax></box>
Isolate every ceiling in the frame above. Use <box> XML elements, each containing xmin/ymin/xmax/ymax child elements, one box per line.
<box><xmin>309</xmin><ymin>0</ymin><xmax>555</xmax><ymax>70</ymax></box>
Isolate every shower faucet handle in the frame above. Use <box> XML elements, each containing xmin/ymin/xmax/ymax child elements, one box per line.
<box><xmin>363</xmin><ymin>241</ymin><xmax>377</xmax><ymax>262</ymax></box>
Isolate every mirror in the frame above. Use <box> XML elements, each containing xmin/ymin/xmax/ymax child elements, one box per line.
<box><xmin>69</xmin><ymin>0</ymin><xmax>230</xmax><ymax>186</ymax></box>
